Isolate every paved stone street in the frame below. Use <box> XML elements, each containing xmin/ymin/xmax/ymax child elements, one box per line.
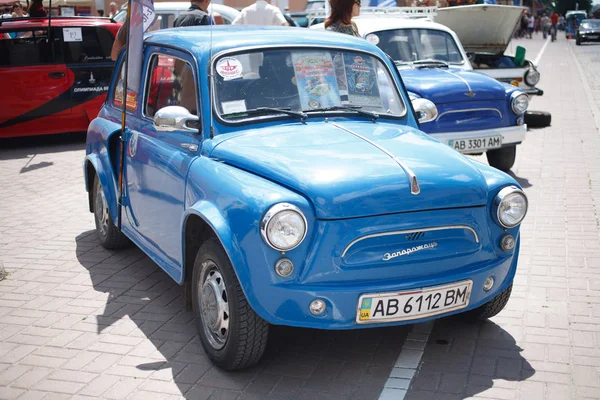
<box><xmin>1</xmin><ymin>33</ymin><xmax>599</xmax><ymax>400</ymax></box>
<box><xmin>403</xmin><ymin>37</ymin><xmax>600</xmax><ymax>399</ymax></box>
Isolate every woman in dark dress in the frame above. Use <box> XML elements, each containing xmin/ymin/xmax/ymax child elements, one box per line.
<box><xmin>28</xmin><ymin>0</ymin><xmax>47</xmax><ymax>17</ymax></box>
<box><xmin>324</xmin><ymin>0</ymin><xmax>361</xmax><ymax>37</ymax></box>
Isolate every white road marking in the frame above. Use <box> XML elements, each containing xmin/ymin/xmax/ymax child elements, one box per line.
<box><xmin>378</xmin><ymin>321</ymin><xmax>434</xmax><ymax>400</ymax></box>
<box><xmin>533</xmin><ymin>36</ymin><xmax>551</xmax><ymax>67</ymax></box>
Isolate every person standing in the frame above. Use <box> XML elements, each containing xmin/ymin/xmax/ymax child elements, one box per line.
<box><xmin>173</xmin><ymin>0</ymin><xmax>211</xmax><ymax>27</ymax></box>
<box><xmin>324</xmin><ymin>0</ymin><xmax>361</xmax><ymax>37</ymax></box>
<box><xmin>541</xmin><ymin>13</ymin><xmax>551</xmax><ymax>39</ymax></box>
<box><xmin>527</xmin><ymin>13</ymin><xmax>534</xmax><ymax>38</ymax></box>
<box><xmin>11</xmin><ymin>3</ymin><xmax>26</xmax><ymax>18</ymax></box>
<box><xmin>550</xmin><ymin>11</ymin><xmax>559</xmax><ymax>41</ymax></box>
<box><xmin>108</xmin><ymin>2</ymin><xmax>119</xmax><ymax>18</ymax></box>
<box><xmin>232</xmin><ymin>0</ymin><xmax>289</xmax><ymax>26</ymax></box>
<box><xmin>28</xmin><ymin>0</ymin><xmax>47</xmax><ymax>17</ymax></box>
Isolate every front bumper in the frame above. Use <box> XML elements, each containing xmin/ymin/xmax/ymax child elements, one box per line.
<box><xmin>431</xmin><ymin>124</ymin><xmax>527</xmax><ymax>154</ymax></box>
<box><xmin>258</xmin><ymin>245</ymin><xmax>519</xmax><ymax>330</ymax></box>
<box><xmin>524</xmin><ymin>87</ymin><xmax>544</xmax><ymax>96</ymax></box>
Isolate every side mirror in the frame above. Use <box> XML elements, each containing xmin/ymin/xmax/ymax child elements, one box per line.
<box><xmin>411</xmin><ymin>98</ymin><xmax>438</xmax><ymax>123</ymax></box>
<box><xmin>154</xmin><ymin>106</ymin><xmax>200</xmax><ymax>134</ymax></box>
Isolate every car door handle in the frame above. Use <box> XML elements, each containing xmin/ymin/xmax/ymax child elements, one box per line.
<box><xmin>180</xmin><ymin>143</ymin><xmax>198</xmax><ymax>152</ymax></box>
<box><xmin>48</xmin><ymin>72</ymin><xmax>65</xmax><ymax>79</ymax></box>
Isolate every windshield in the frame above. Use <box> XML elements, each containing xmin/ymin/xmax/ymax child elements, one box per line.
<box><xmin>214</xmin><ymin>48</ymin><xmax>406</xmax><ymax>122</ymax></box>
<box><xmin>369</xmin><ymin>29</ymin><xmax>464</xmax><ymax>65</ymax></box>
<box><xmin>581</xmin><ymin>20</ymin><xmax>600</xmax><ymax>29</ymax></box>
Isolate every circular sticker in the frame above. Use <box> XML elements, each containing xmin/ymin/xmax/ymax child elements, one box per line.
<box><xmin>366</xmin><ymin>33</ymin><xmax>380</xmax><ymax>45</ymax></box>
<box><xmin>216</xmin><ymin>57</ymin><xmax>243</xmax><ymax>81</ymax></box>
<box><xmin>308</xmin><ymin>99</ymin><xmax>321</xmax><ymax>109</ymax></box>
<box><xmin>128</xmin><ymin>131</ymin><xmax>138</xmax><ymax>158</ymax></box>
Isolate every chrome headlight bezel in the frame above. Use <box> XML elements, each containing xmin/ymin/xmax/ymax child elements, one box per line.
<box><xmin>511</xmin><ymin>92</ymin><xmax>529</xmax><ymax>115</ymax></box>
<box><xmin>411</xmin><ymin>98</ymin><xmax>438</xmax><ymax>123</ymax></box>
<box><xmin>524</xmin><ymin>68</ymin><xmax>540</xmax><ymax>86</ymax></box>
<box><xmin>493</xmin><ymin>186</ymin><xmax>528</xmax><ymax>228</ymax></box>
<box><xmin>260</xmin><ymin>203</ymin><xmax>308</xmax><ymax>252</ymax></box>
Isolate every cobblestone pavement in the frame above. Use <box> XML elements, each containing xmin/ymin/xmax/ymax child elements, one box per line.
<box><xmin>0</xmin><ymin>104</ymin><xmax>409</xmax><ymax>397</ymax></box>
<box><xmin>404</xmin><ymin>37</ymin><xmax>600</xmax><ymax>399</ymax></box>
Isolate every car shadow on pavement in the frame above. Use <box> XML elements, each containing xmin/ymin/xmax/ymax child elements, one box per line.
<box><xmin>508</xmin><ymin>170</ymin><xmax>532</xmax><ymax>188</ymax></box>
<box><xmin>407</xmin><ymin>315</ymin><xmax>535</xmax><ymax>399</ymax></box>
<box><xmin>0</xmin><ymin>132</ymin><xmax>86</xmax><ymax>161</ymax></box>
<box><xmin>75</xmin><ymin>229</ymin><xmax>411</xmax><ymax>399</ymax></box>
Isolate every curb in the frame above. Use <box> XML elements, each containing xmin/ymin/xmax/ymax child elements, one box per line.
<box><xmin>378</xmin><ymin>321</ymin><xmax>434</xmax><ymax>400</ymax></box>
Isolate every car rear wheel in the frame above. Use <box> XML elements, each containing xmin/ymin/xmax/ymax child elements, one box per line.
<box><xmin>525</xmin><ymin>110</ymin><xmax>552</xmax><ymax>128</ymax></box>
<box><xmin>93</xmin><ymin>175</ymin><xmax>129</xmax><ymax>249</ymax></box>
<box><xmin>463</xmin><ymin>284</ymin><xmax>512</xmax><ymax>321</ymax></box>
<box><xmin>192</xmin><ymin>238</ymin><xmax>269</xmax><ymax>370</ymax></box>
<box><xmin>486</xmin><ymin>145</ymin><xmax>516</xmax><ymax>172</ymax></box>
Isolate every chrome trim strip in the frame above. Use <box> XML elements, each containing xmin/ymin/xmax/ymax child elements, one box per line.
<box><xmin>436</xmin><ymin>108</ymin><xmax>503</xmax><ymax>121</ymax></box>
<box><xmin>341</xmin><ymin>225</ymin><xmax>480</xmax><ymax>258</ymax></box>
<box><xmin>331</xmin><ymin>122</ymin><xmax>420</xmax><ymax>196</ymax></box>
<box><xmin>440</xmin><ymin>69</ymin><xmax>473</xmax><ymax>94</ymax></box>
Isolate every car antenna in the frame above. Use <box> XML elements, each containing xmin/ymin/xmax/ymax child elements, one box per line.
<box><xmin>209</xmin><ymin>5</ymin><xmax>214</xmax><ymax>139</ymax></box>
<box><xmin>117</xmin><ymin>0</ymin><xmax>131</xmax><ymax>232</ymax></box>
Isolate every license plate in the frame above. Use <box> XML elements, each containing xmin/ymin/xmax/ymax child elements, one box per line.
<box><xmin>356</xmin><ymin>280</ymin><xmax>472</xmax><ymax>324</ymax></box>
<box><xmin>588</xmin><ymin>35</ymin><xmax>599</xmax><ymax>39</ymax></box>
<box><xmin>447</xmin><ymin>136</ymin><xmax>502</xmax><ymax>152</ymax></box>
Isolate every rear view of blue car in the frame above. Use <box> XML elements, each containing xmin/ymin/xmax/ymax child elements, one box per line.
<box><xmin>83</xmin><ymin>26</ymin><xmax>527</xmax><ymax>370</ymax></box>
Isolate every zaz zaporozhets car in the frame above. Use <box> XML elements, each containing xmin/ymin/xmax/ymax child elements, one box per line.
<box><xmin>83</xmin><ymin>26</ymin><xmax>528</xmax><ymax>370</ymax></box>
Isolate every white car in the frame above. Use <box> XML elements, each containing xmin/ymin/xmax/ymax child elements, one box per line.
<box><xmin>113</xmin><ymin>2</ymin><xmax>240</xmax><ymax>27</ymax></box>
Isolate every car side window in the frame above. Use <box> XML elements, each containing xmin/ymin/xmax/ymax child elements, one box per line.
<box><xmin>0</xmin><ymin>29</ymin><xmax>60</xmax><ymax>67</ymax></box>
<box><xmin>144</xmin><ymin>53</ymin><xmax>198</xmax><ymax>118</ymax></box>
<box><xmin>61</xmin><ymin>27</ymin><xmax>114</xmax><ymax>64</ymax></box>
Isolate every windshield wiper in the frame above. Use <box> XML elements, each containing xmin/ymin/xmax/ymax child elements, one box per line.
<box><xmin>412</xmin><ymin>59</ymin><xmax>449</xmax><ymax>69</ymax></box>
<box><xmin>306</xmin><ymin>105</ymin><xmax>379</xmax><ymax>122</ymax></box>
<box><xmin>222</xmin><ymin>107</ymin><xmax>307</xmax><ymax>122</ymax></box>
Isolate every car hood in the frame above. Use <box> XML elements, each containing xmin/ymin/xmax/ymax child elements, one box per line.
<box><xmin>210</xmin><ymin>120</ymin><xmax>488</xmax><ymax>219</ymax></box>
<box><xmin>435</xmin><ymin>4</ymin><xmax>526</xmax><ymax>54</ymax></box>
<box><xmin>400</xmin><ymin>67</ymin><xmax>507</xmax><ymax>103</ymax></box>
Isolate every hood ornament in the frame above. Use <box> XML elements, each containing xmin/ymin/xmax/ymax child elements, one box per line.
<box><xmin>465</xmin><ymin>91</ymin><xmax>476</xmax><ymax>97</ymax></box>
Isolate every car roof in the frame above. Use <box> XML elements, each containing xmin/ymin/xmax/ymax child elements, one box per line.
<box><xmin>146</xmin><ymin>25</ymin><xmax>386</xmax><ymax>61</ymax></box>
<box><xmin>352</xmin><ymin>16</ymin><xmax>453</xmax><ymax>35</ymax></box>
<box><xmin>0</xmin><ymin>16</ymin><xmax>118</xmax><ymax>29</ymax></box>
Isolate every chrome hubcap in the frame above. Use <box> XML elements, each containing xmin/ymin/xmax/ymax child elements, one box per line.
<box><xmin>95</xmin><ymin>183</ymin><xmax>109</xmax><ymax>237</ymax></box>
<box><xmin>199</xmin><ymin>262</ymin><xmax>229</xmax><ymax>350</ymax></box>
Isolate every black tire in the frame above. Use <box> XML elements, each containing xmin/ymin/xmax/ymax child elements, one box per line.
<box><xmin>463</xmin><ymin>284</ymin><xmax>512</xmax><ymax>321</ymax></box>
<box><xmin>486</xmin><ymin>145</ymin><xmax>516</xmax><ymax>172</ymax></box>
<box><xmin>524</xmin><ymin>110</ymin><xmax>551</xmax><ymax>128</ymax></box>
<box><xmin>192</xmin><ymin>238</ymin><xmax>269</xmax><ymax>370</ymax></box>
<box><xmin>92</xmin><ymin>175</ymin><xmax>130</xmax><ymax>249</ymax></box>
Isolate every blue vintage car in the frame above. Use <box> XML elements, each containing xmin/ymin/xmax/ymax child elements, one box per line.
<box><xmin>84</xmin><ymin>26</ymin><xmax>528</xmax><ymax>370</ymax></box>
<box><xmin>318</xmin><ymin>16</ymin><xmax>530</xmax><ymax>172</ymax></box>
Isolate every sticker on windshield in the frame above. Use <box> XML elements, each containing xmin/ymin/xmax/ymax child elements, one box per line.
<box><xmin>216</xmin><ymin>57</ymin><xmax>243</xmax><ymax>81</ymax></box>
<box><xmin>366</xmin><ymin>34</ymin><xmax>379</xmax><ymax>45</ymax></box>
<box><xmin>343</xmin><ymin>54</ymin><xmax>382</xmax><ymax>108</ymax></box>
<box><xmin>221</xmin><ymin>100</ymin><xmax>247</xmax><ymax>114</ymax></box>
<box><xmin>291</xmin><ymin>52</ymin><xmax>341</xmax><ymax>110</ymax></box>
<box><xmin>63</xmin><ymin>27</ymin><xmax>82</xmax><ymax>42</ymax></box>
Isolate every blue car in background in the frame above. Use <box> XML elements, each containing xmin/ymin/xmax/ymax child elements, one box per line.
<box><xmin>320</xmin><ymin>16</ymin><xmax>531</xmax><ymax>172</ymax></box>
<box><xmin>84</xmin><ymin>26</ymin><xmax>528</xmax><ymax>370</ymax></box>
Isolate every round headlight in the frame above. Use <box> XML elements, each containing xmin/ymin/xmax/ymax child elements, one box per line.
<box><xmin>524</xmin><ymin>68</ymin><xmax>540</xmax><ymax>86</ymax></box>
<box><xmin>494</xmin><ymin>187</ymin><xmax>528</xmax><ymax>228</ymax></box>
<box><xmin>412</xmin><ymin>98</ymin><xmax>438</xmax><ymax>123</ymax></box>
<box><xmin>511</xmin><ymin>92</ymin><xmax>529</xmax><ymax>115</ymax></box>
<box><xmin>261</xmin><ymin>203</ymin><xmax>307</xmax><ymax>251</ymax></box>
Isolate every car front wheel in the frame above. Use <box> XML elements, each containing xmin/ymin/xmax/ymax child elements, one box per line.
<box><xmin>486</xmin><ymin>145</ymin><xmax>516</xmax><ymax>172</ymax></box>
<box><xmin>93</xmin><ymin>175</ymin><xmax>129</xmax><ymax>249</ymax></box>
<box><xmin>192</xmin><ymin>238</ymin><xmax>269</xmax><ymax>370</ymax></box>
<box><xmin>464</xmin><ymin>284</ymin><xmax>512</xmax><ymax>321</ymax></box>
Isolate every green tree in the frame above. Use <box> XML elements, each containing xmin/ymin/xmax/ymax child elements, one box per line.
<box><xmin>556</xmin><ymin>0</ymin><xmax>593</xmax><ymax>15</ymax></box>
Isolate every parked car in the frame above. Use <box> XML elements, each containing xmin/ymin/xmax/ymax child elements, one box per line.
<box><xmin>84</xmin><ymin>26</ymin><xmax>528</xmax><ymax>370</ymax></box>
<box><xmin>0</xmin><ymin>16</ymin><xmax>120</xmax><ymax>138</ymax></box>
<box><xmin>314</xmin><ymin>15</ymin><xmax>529</xmax><ymax>171</ymax></box>
<box><xmin>435</xmin><ymin>4</ymin><xmax>543</xmax><ymax>97</ymax></box>
<box><xmin>113</xmin><ymin>2</ymin><xmax>240</xmax><ymax>27</ymax></box>
<box><xmin>576</xmin><ymin>19</ymin><xmax>600</xmax><ymax>45</ymax></box>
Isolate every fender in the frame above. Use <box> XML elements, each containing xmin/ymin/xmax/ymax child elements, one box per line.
<box><xmin>83</xmin><ymin>117</ymin><xmax>124</xmax><ymax>224</ymax></box>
